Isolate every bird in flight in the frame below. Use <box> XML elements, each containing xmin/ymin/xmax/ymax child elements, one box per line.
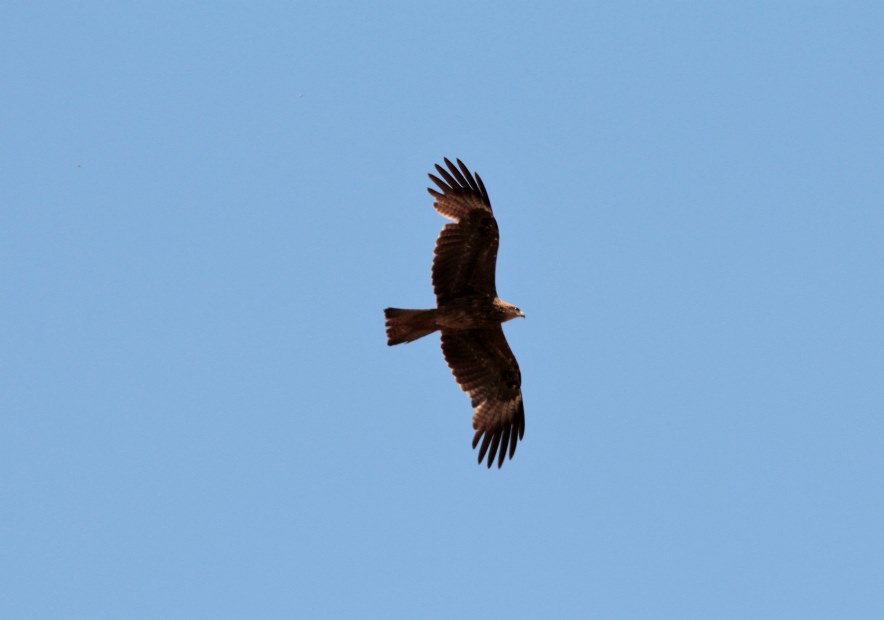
<box><xmin>384</xmin><ymin>158</ymin><xmax>525</xmax><ymax>468</ymax></box>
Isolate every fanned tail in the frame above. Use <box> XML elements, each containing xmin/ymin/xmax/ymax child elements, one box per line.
<box><xmin>384</xmin><ymin>308</ymin><xmax>439</xmax><ymax>345</ymax></box>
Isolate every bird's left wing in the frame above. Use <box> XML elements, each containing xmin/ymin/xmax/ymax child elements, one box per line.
<box><xmin>440</xmin><ymin>326</ymin><xmax>525</xmax><ymax>468</ymax></box>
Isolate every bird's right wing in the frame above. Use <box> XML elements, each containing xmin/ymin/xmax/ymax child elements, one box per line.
<box><xmin>428</xmin><ymin>158</ymin><xmax>500</xmax><ymax>304</ymax></box>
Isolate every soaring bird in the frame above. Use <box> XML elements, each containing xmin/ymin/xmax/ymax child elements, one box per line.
<box><xmin>384</xmin><ymin>158</ymin><xmax>525</xmax><ymax>468</ymax></box>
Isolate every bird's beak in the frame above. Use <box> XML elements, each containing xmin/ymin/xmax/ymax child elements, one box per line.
<box><xmin>519</xmin><ymin>310</ymin><xmax>526</xmax><ymax>318</ymax></box>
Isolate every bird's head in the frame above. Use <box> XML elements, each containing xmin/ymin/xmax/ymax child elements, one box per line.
<box><xmin>495</xmin><ymin>298</ymin><xmax>525</xmax><ymax>322</ymax></box>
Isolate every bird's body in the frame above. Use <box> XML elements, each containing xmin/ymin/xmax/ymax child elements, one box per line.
<box><xmin>384</xmin><ymin>158</ymin><xmax>525</xmax><ymax>468</ymax></box>
<box><xmin>386</xmin><ymin>295</ymin><xmax>521</xmax><ymax>344</ymax></box>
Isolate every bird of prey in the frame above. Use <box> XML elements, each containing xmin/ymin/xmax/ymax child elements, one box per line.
<box><xmin>384</xmin><ymin>158</ymin><xmax>525</xmax><ymax>468</ymax></box>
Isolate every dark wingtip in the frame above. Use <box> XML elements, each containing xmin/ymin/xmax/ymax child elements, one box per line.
<box><xmin>498</xmin><ymin>426</ymin><xmax>512</xmax><ymax>467</ymax></box>
<box><xmin>473</xmin><ymin>428</ymin><xmax>520</xmax><ymax>469</ymax></box>
<box><xmin>428</xmin><ymin>172</ymin><xmax>446</xmax><ymax>191</ymax></box>
<box><xmin>487</xmin><ymin>436</ymin><xmax>500</xmax><ymax>468</ymax></box>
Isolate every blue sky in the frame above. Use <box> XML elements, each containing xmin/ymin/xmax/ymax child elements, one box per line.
<box><xmin>2</xmin><ymin>2</ymin><xmax>883</xmax><ymax>618</ymax></box>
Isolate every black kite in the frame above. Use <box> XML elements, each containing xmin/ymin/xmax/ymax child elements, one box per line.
<box><xmin>384</xmin><ymin>158</ymin><xmax>525</xmax><ymax>468</ymax></box>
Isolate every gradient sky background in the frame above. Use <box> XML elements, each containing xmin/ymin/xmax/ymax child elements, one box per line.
<box><xmin>3</xmin><ymin>2</ymin><xmax>883</xmax><ymax>618</ymax></box>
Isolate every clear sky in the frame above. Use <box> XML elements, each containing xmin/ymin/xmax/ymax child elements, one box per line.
<box><xmin>2</xmin><ymin>2</ymin><xmax>883</xmax><ymax>618</ymax></box>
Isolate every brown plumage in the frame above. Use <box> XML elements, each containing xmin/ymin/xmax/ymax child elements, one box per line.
<box><xmin>384</xmin><ymin>158</ymin><xmax>525</xmax><ymax>468</ymax></box>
